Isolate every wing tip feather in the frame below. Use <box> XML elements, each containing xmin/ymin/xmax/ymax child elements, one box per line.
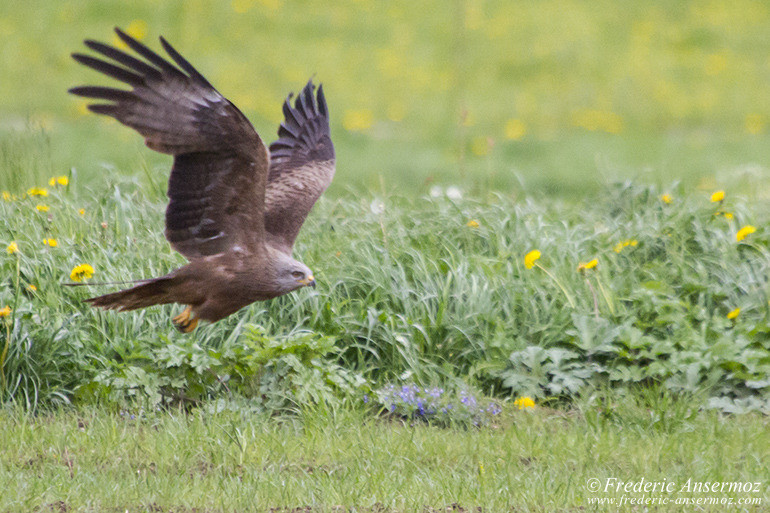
<box><xmin>317</xmin><ymin>84</ymin><xmax>328</xmax><ymax>117</ymax></box>
<box><xmin>86</xmin><ymin>104</ymin><xmax>116</xmax><ymax>116</ymax></box>
<box><xmin>158</xmin><ymin>35</ymin><xmax>213</xmax><ymax>87</ymax></box>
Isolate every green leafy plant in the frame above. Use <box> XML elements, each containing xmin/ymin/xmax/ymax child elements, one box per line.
<box><xmin>84</xmin><ymin>326</ymin><xmax>366</xmax><ymax>412</ymax></box>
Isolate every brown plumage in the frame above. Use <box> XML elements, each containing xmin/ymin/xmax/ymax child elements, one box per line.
<box><xmin>70</xmin><ymin>28</ymin><xmax>335</xmax><ymax>332</ymax></box>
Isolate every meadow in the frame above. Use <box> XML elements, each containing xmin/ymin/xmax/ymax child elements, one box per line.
<box><xmin>2</xmin><ymin>0</ymin><xmax>770</xmax><ymax>511</ymax></box>
<box><xmin>2</xmin><ymin>0</ymin><xmax>770</xmax><ymax>196</ymax></box>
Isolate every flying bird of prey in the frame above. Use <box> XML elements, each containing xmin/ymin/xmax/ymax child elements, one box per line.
<box><xmin>69</xmin><ymin>28</ymin><xmax>335</xmax><ymax>332</ymax></box>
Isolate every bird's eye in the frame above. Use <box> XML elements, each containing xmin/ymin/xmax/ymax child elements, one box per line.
<box><xmin>291</xmin><ymin>271</ymin><xmax>304</xmax><ymax>279</ymax></box>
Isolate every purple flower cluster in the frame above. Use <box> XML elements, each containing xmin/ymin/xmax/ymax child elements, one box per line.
<box><xmin>119</xmin><ymin>408</ymin><xmax>142</xmax><ymax>421</ymax></box>
<box><xmin>373</xmin><ymin>383</ymin><xmax>502</xmax><ymax>425</ymax></box>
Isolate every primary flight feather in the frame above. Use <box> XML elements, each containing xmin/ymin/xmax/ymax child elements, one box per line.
<box><xmin>69</xmin><ymin>28</ymin><xmax>335</xmax><ymax>332</ymax></box>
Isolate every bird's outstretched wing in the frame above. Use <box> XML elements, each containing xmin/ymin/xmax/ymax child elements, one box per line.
<box><xmin>70</xmin><ymin>28</ymin><xmax>268</xmax><ymax>259</ymax></box>
<box><xmin>265</xmin><ymin>81</ymin><xmax>335</xmax><ymax>254</ymax></box>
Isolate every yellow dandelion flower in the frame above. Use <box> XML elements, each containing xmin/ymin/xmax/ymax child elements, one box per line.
<box><xmin>715</xmin><ymin>211</ymin><xmax>734</xmax><ymax>220</ymax></box>
<box><xmin>43</xmin><ymin>238</ymin><xmax>58</xmax><ymax>247</ymax></box>
<box><xmin>6</xmin><ymin>242</ymin><xmax>18</xmax><ymax>255</ymax></box>
<box><xmin>27</xmin><ymin>284</ymin><xmax>37</xmax><ymax>292</ymax></box>
<box><xmin>231</xmin><ymin>0</ymin><xmax>254</xmax><ymax>13</ymax></box>
<box><xmin>710</xmin><ymin>190</ymin><xmax>725</xmax><ymax>203</ymax></box>
<box><xmin>705</xmin><ymin>52</ymin><xmax>727</xmax><ymax>76</ymax></box>
<box><xmin>660</xmin><ymin>194</ymin><xmax>672</xmax><ymax>204</ymax></box>
<box><xmin>745</xmin><ymin>113</ymin><xmax>763</xmax><ymax>135</ymax></box>
<box><xmin>27</xmin><ymin>187</ymin><xmax>48</xmax><ymax>197</ymax></box>
<box><xmin>514</xmin><ymin>397</ymin><xmax>535</xmax><ymax>409</ymax></box>
<box><xmin>736</xmin><ymin>225</ymin><xmax>756</xmax><ymax>242</ymax></box>
<box><xmin>504</xmin><ymin>119</ymin><xmax>527</xmax><ymax>141</ymax></box>
<box><xmin>126</xmin><ymin>19</ymin><xmax>148</xmax><ymax>40</ymax></box>
<box><xmin>466</xmin><ymin>219</ymin><xmax>480</xmax><ymax>228</ymax></box>
<box><xmin>70</xmin><ymin>263</ymin><xmax>95</xmax><ymax>282</ymax></box>
<box><xmin>386</xmin><ymin>102</ymin><xmax>406</xmax><ymax>122</ymax></box>
<box><xmin>75</xmin><ymin>100</ymin><xmax>89</xmax><ymax>117</ymax></box>
<box><xmin>577</xmin><ymin>258</ymin><xmax>598</xmax><ymax>271</ymax></box>
<box><xmin>112</xmin><ymin>20</ymin><xmax>148</xmax><ymax>50</ymax></box>
<box><xmin>727</xmin><ymin>308</ymin><xmax>740</xmax><ymax>320</ymax></box>
<box><xmin>48</xmin><ymin>176</ymin><xmax>69</xmax><ymax>187</ymax></box>
<box><xmin>342</xmin><ymin>109</ymin><xmax>374</xmax><ymax>132</ymax></box>
<box><xmin>470</xmin><ymin>136</ymin><xmax>492</xmax><ymax>156</ymax></box>
<box><xmin>0</xmin><ymin>306</ymin><xmax>11</xmax><ymax>318</ymax></box>
<box><xmin>36</xmin><ymin>204</ymin><xmax>50</xmax><ymax>212</ymax></box>
<box><xmin>78</xmin><ymin>208</ymin><xmax>85</xmax><ymax>216</ymax></box>
<box><xmin>2</xmin><ymin>191</ymin><xmax>12</xmax><ymax>201</ymax></box>
<box><xmin>524</xmin><ymin>250</ymin><xmax>541</xmax><ymax>270</ymax></box>
<box><xmin>571</xmin><ymin>109</ymin><xmax>623</xmax><ymax>134</ymax></box>
<box><xmin>614</xmin><ymin>239</ymin><xmax>638</xmax><ymax>253</ymax></box>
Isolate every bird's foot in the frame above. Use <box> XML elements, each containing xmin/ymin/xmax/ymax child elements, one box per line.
<box><xmin>172</xmin><ymin>305</ymin><xmax>199</xmax><ymax>333</ymax></box>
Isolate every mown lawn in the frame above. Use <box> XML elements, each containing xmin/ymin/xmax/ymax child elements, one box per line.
<box><xmin>1</xmin><ymin>402</ymin><xmax>769</xmax><ymax>512</ymax></box>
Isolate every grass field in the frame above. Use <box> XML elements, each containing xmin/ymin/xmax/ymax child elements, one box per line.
<box><xmin>2</xmin><ymin>402</ymin><xmax>769</xmax><ymax>512</ymax></box>
<box><xmin>2</xmin><ymin>167</ymin><xmax>769</xmax><ymax>511</ymax></box>
<box><xmin>2</xmin><ymin>0</ymin><xmax>770</xmax><ymax>196</ymax></box>
<box><xmin>2</xmin><ymin>1</ymin><xmax>770</xmax><ymax>511</ymax></box>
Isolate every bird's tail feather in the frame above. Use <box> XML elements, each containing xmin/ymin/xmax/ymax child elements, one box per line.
<box><xmin>86</xmin><ymin>276</ymin><xmax>176</xmax><ymax>312</ymax></box>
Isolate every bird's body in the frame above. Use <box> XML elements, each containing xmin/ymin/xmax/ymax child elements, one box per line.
<box><xmin>70</xmin><ymin>28</ymin><xmax>335</xmax><ymax>331</ymax></box>
<box><xmin>89</xmin><ymin>250</ymin><xmax>290</xmax><ymax>321</ymax></box>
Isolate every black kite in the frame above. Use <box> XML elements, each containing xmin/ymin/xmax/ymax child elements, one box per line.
<box><xmin>70</xmin><ymin>28</ymin><xmax>335</xmax><ymax>332</ymax></box>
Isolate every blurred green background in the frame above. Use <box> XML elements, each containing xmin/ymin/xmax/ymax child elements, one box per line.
<box><xmin>1</xmin><ymin>0</ymin><xmax>769</xmax><ymax>198</ymax></box>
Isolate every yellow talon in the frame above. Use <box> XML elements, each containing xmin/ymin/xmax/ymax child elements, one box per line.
<box><xmin>178</xmin><ymin>317</ymin><xmax>198</xmax><ymax>333</ymax></box>
<box><xmin>172</xmin><ymin>306</ymin><xmax>199</xmax><ymax>333</ymax></box>
<box><xmin>172</xmin><ymin>306</ymin><xmax>189</xmax><ymax>324</ymax></box>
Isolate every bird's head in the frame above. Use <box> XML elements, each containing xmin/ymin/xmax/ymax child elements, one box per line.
<box><xmin>273</xmin><ymin>252</ymin><xmax>316</xmax><ymax>293</ymax></box>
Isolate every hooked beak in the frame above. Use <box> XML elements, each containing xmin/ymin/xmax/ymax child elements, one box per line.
<box><xmin>299</xmin><ymin>275</ymin><xmax>316</xmax><ymax>288</ymax></box>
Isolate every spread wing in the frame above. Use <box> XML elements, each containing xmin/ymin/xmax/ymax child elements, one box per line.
<box><xmin>265</xmin><ymin>81</ymin><xmax>335</xmax><ymax>254</ymax></box>
<box><xmin>70</xmin><ymin>28</ymin><xmax>268</xmax><ymax>260</ymax></box>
